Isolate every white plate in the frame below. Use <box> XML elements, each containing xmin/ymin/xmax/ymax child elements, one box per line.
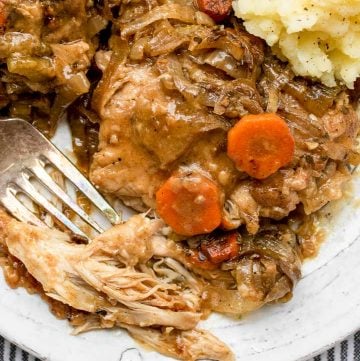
<box><xmin>1</xmin><ymin>120</ymin><xmax>360</xmax><ymax>361</ymax></box>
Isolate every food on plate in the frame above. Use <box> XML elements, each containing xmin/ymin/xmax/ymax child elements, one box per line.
<box><xmin>0</xmin><ymin>0</ymin><xmax>359</xmax><ymax>360</ymax></box>
<box><xmin>156</xmin><ymin>172</ymin><xmax>222</xmax><ymax>236</ymax></box>
<box><xmin>232</xmin><ymin>0</ymin><xmax>360</xmax><ymax>88</ymax></box>
<box><xmin>0</xmin><ymin>0</ymin><xmax>105</xmax><ymax>137</ymax></box>
<box><xmin>89</xmin><ymin>0</ymin><xmax>359</xmax><ymax>237</ymax></box>
<box><xmin>0</xmin><ymin>208</ymin><xmax>301</xmax><ymax>360</ymax></box>
<box><xmin>227</xmin><ymin>113</ymin><xmax>295</xmax><ymax>179</ymax></box>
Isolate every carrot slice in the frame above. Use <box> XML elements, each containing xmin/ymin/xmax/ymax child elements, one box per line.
<box><xmin>227</xmin><ymin>113</ymin><xmax>295</xmax><ymax>179</ymax></box>
<box><xmin>195</xmin><ymin>0</ymin><xmax>232</xmax><ymax>22</ymax></box>
<box><xmin>0</xmin><ymin>3</ymin><xmax>6</xmax><ymax>28</ymax></box>
<box><xmin>187</xmin><ymin>249</ymin><xmax>218</xmax><ymax>270</ymax></box>
<box><xmin>156</xmin><ymin>172</ymin><xmax>222</xmax><ymax>236</ymax></box>
<box><xmin>200</xmin><ymin>232</ymin><xmax>239</xmax><ymax>264</ymax></box>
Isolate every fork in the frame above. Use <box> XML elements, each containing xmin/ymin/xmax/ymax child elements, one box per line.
<box><xmin>0</xmin><ymin>118</ymin><xmax>121</xmax><ymax>240</ymax></box>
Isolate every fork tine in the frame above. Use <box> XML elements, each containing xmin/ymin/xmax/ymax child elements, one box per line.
<box><xmin>0</xmin><ymin>189</ymin><xmax>45</xmax><ymax>227</ymax></box>
<box><xmin>15</xmin><ymin>174</ymin><xmax>89</xmax><ymax>239</ymax></box>
<box><xmin>30</xmin><ymin>161</ymin><xmax>104</xmax><ymax>234</ymax></box>
<box><xmin>45</xmin><ymin>150</ymin><xmax>121</xmax><ymax>225</ymax></box>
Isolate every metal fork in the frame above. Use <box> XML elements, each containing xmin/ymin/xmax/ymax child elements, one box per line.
<box><xmin>0</xmin><ymin>118</ymin><xmax>121</xmax><ymax>239</ymax></box>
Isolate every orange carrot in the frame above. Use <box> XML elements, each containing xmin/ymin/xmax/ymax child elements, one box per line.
<box><xmin>200</xmin><ymin>232</ymin><xmax>239</xmax><ymax>263</ymax></box>
<box><xmin>156</xmin><ymin>172</ymin><xmax>222</xmax><ymax>236</ymax></box>
<box><xmin>0</xmin><ymin>3</ymin><xmax>6</xmax><ymax>28</ymax></box>
<box><xmin>227</xmin><ymin>113</ymin><xmax>295</xmax><ymax>179</ymax></box>
<box><xmin>187</xmin><ymin>249</ymin><xmax>218</xmax><ymax>270</ymax></box>
<box><xmin>195</xmin><ymin>0</ymin><xmax>232</xmax><ymax>22</ymax></box>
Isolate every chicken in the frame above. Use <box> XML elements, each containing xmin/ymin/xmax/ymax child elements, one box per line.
<box><xmin>0</xmin><ymin>212</ymin><xmax>104</xmax><ymax>312</ymax></box>
<box><xmin>89</xmin><ymin>0</ymin><xmax>360</xmax><ymax>235</ymax></box>
<box><xmin>90</xmin><ymin>54</ymin><xmax>229</xmax><ymax>210</ymax></box>
<box><xmin>124</xmin><ymin>325</ymin><xmax>235</xmax><ymax>361</ymax></box>
<box><xmin>1</xmin><ymin>211</ymin><xmax>203</xmax><ymax>328</ymax></box>
<box><xmin>0</xmin><ymin>209</ymin><xmax>234</xmax><ymax>360</ymax></box>
<box><xmin>90</xmin><ymin>63</ymin><xmax>167</xmax><ymax>210</ymax></box>
<box><xmin>89</xmin><ymin>2</ymin><xmax>266</xmax><ymax>213</ymax></box>
<box><xmin>4</xmin><ymin>0</ymin><xmax>356</xmax><ymax>359</ymax></box>
<box><xmin>0</xmin><ymin>202</ymin><xmax>304</xmax><ymax>358</ymax></box>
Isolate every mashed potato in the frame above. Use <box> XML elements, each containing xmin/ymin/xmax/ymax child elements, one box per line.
<box><xmin>233</xmin><ymin>0</ymin><xmax>360</xmax><ymax>88</ymax></box>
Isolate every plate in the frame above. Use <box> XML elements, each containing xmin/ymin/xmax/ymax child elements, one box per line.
<box><xmin>1</xmin><ymin>119</ymin><xmax>360</xmax><ymax>361</ymax></box>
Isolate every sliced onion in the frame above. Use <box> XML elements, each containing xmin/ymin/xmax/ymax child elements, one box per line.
<box><xmin>130</xmin><ymin>37</ymin><xmax>149</xmax><ymax>60</ymax></box>
<box><xmin>203</xmin><ymin>286</ymin><xmax>263</xmax><ymax>314</ymax></box>
<box><xmin>86</xmin><ymin>15</ymin><xmax>108</xmax><ymax>38</ymax></box>
<box><xmin>194</xmin><ymin>11</ymin><xmax>215</xmax><ymax>26</ymax></box>
<box><xmin>204</xmin><ymin>50</ymin><xmax>247</xmax><ymax>78</ymax></box>
<box><xmin>7</xmin><ymin>55</ymin><xmax>55</xmax><ymax>82</ymax></box>
<box><xmin>120</xmin><ymin>4</ymin><xmax>198</xmax><ymax>37</ymax></box>
<box><xmin>189</xmin><ymin>29</ymin><xmax>245</xmax><ymax>61</ymax></box>
<box><xmin>0</xmin><ymin>32</ymin><xmax>46</xmax><ymax>57</ymax></box>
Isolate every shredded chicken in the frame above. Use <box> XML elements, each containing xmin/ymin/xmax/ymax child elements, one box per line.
<box><xmin>1</xmin><ymin>212</ymin><xmax>202</xmax><ymax>327</ymax></box>
<box><xmin>124</xmin><ymin>325</ymin><xmax>234</xmax><ymax>361</ymax></box>
<box><xmin>0</xmin><ymin>204</ymin><xmax>303</xmax><ymax>359</ymax></box>
<box><xmin>0</xmin><ymin>209</ymin><xmax>234</xmax><ymax>359</ymax></box>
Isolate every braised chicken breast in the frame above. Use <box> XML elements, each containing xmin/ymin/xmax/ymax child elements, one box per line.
<box><xmin>89</xmin><ymin>0</ymin><xmax>359</xmax><ymax>238</ymax></box>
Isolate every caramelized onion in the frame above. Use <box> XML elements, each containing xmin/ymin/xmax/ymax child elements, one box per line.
<box><xmin>263</xmin><ymin>60</ymin><xmax>341</xmax><ymax>117</ymax></box>
<box><xmin>120</xmin><ymin>4</ymin><xmax>200</xmax><ymax>37</ymax></box>
<box><xmin>204</xmin><ymin>50</ymin><xmax>247</xmax><ymax>78</ymax></box>
<box><xmin>0</xmin><ymin>32</ymin><xmax>47</xmax><ymax>57</ymax></box>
